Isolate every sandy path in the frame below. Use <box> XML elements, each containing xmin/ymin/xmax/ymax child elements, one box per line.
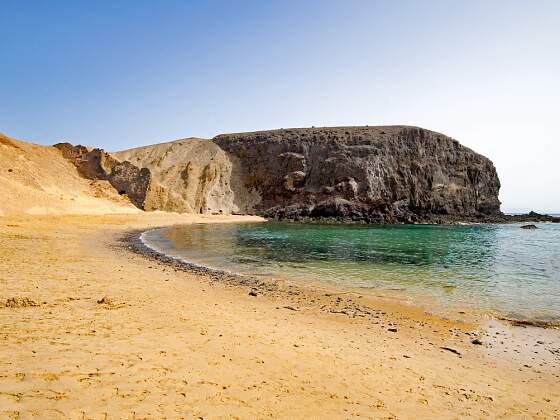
<box><xmin>0</xmin><ymin>213</ymin><xmax>559</xmax><ymax>419</ymax></box>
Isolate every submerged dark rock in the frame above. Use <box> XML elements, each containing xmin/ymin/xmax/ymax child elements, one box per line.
<box><xmin>520</xmin><ymin>224</ymin><xmax>538</xmax><ymax>229</ymax></box>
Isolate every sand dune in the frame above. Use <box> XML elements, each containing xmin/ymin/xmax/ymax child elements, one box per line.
<box><xmin>0</xmin><ymin>133</ymin><xmax>138</xmax><ymax>216</ymax></box>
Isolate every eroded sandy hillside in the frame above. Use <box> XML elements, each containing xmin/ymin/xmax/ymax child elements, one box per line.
<box><xmin>113</xmin><ymin>138</ymin><xmax>258</xmax><ymax>214</ymax></box>
<box><xmin>0</xmin><ymin>133</ymin><xmax>138</xmax><ymax>216</ymax></box>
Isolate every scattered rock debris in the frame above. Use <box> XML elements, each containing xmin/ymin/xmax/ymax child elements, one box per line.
<box><xmin>96</xmin><ymin>296</ymin><xmax>125</xmax><ymax>309</ymax></box>
<box><xmin>97</xmin><ymin>296</ymin><xmax>114</xmax><ymax>305</ymax></box>
<box><xmin>2</xmin><ymin>297</ymin><xmax>40</xmax><ymax>308</ymax></box>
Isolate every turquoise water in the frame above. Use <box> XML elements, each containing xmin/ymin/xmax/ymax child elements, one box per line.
<box><xmin>142</xmin><ymin>222</ymin><xmax>560</xmax><ymax>324</ymax></box>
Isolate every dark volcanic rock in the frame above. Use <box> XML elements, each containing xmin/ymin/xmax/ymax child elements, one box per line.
<box><xmin>54</xmin><ymin>143</ymin><xmax>118</xmax><ymax>180</ymax></box>
<box><xmin>213</xmin><ymin>126</ymin><xmax>502</xmax><ymax>223</ymax></box>
<box><xmin>510</xmin><ymin>212</ymin><xmax>559</xmax><ymax>223</ymax></box>
<box><xmin>107</xmin><ymin>161</ymin><xmax>152</xmax><ymax>209</ymax></box>
<box><xmin>520</xmin><ymin>224</ymin><xmax>538</xmax><ymax>229</ymax></box>
<box><xmin>54</xmin><ymin>143</ymin><xmax>158</xmax><ymax>210</ymax></box>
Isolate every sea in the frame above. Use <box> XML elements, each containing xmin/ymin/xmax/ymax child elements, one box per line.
<box><xmin>142</xmin><ymin>221</ymin><xmax>560</xmax><ymax>325</ymax></box>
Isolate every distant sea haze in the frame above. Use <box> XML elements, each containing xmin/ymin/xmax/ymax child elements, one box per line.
<box><xmin>503</xmin><ymin>210</ymin><xmax>560</xmax><ymax>216</ymax></box>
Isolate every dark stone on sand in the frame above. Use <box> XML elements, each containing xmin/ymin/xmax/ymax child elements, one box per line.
<box><xmin>248</xmin><ymin>289</ymin><xmax>258</xmax><ymax>297</ymax></box>
<box><xmin>441</xmin><ymin>347</ymin><xmax>462</xmax><ymax>356</ymax></box>
<box><xmin>471</xmin><ymin>338</ymin><xmax>483</xmax><ymax>345</ymax></box>
<box><xmin>3</xmin><ymin>297</ymin><xmax>39</xmax><ymax>308</ymax></box>
<box><xmin>388</xmin><ymin>328</ymin><xmax>398</xmax><ymax>332</ymax></box>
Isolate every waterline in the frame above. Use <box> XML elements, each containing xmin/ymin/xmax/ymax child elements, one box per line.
<box><xmin>142</xmin><ymin>222</ymin><xmax>560</xmax><ymax>325</ymax></box>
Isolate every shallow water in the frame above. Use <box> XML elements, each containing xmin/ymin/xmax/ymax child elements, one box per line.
<box><xmin>142</xmin><ymin>222</ymin><xmax>560</xmax><ymax>324</ymax></box>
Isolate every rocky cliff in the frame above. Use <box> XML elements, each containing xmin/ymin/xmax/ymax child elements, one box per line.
<box><xmin>53</xmin><ymin>143</ymin><xmax>156</xmax><ymax>210</ymax></box>
<box><xmin>213</xmin><ymin>126</ymin><xmax>502</xmax><ymax>222</ymax></box>
<box><xmin>52</xmin><ymin>126</ymin><xmax>506</xmax><ymax>222</ymax></box>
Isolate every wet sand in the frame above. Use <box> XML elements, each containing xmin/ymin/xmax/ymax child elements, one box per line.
<box><xmin>1</xmin><ymin>213</ymin><xmax>559</xmax><ymax>418</ymax></box>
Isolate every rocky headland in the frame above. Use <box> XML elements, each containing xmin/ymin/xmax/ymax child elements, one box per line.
<box><xmin>213</xmin><ymin>126</ymin><xmax>502</xmax><ymax>223</ymax></box>
<box><xmin>2</xmin><ymin>126</ymin><xmax>558</xmax><ymax>222</ymax></box>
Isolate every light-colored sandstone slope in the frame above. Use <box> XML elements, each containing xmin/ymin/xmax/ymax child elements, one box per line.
<box><xmin>113</xmin><ymin>138</ymin><xmax>258</xmax><ymax>214</ymax></box>
<box><xmin>0</xmin><ymin>133</ymin><xmax>138</xmax><ymax>216</ymax></box>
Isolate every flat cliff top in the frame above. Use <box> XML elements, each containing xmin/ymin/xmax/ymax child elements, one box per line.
<box><xmin>111</xmin><ymin>137</ymin><xmax>205</xmax><ymax>155</ymax></box>
<box><xmin>214</xmin><ymin>125</ymin><xmax>450</xmax><ymax>141</ymax></box>
<box><xmin>213</xmin><ymin>125</ymin><xmax>480</xmax><ymax>156</ymax></box>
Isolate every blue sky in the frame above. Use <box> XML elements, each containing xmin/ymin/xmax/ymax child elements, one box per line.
<box><xmin>1</xmin><ymin>0</ymin><xmax>559</xmax><ymax>211</ymax></box>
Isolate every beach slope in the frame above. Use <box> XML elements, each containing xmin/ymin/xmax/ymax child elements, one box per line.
<box><xmin>1</xmin><ymin>213</ymin><xmax>558</xmax><ymax>418</ymax></box>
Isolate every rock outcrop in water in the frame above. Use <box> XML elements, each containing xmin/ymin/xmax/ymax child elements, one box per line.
<box><xmin>53</xmin><ymin>125</ymin><xmax>544</xmax><ymax>223</ymax></box>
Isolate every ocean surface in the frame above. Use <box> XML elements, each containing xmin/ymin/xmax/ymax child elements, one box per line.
<box><xmin>142</xmin><ymin>222</ymin><xmax>560</xmax><ymax>324</ymax></box>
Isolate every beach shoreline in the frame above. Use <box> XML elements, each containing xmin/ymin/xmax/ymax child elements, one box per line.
<box><xmin>1</xmin><ymin>213</ymin><xmax>559</xmax><ymax>418</ymax></box>
<box><xmin>135</xmin><ymin>222</ymin><xmax>560</xmax><ymax>330</ymax></box>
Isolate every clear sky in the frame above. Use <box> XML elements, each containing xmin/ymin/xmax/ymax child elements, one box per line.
<box><xmin>1</xmin><ymin>0</ymin><xmax>559</xmax><ymax>211</ymax></box>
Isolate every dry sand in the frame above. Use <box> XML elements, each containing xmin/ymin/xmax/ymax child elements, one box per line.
<box><xmin>1</xmin><ymin>213</ymin><xmax>559</xmax><ymax>419</ymax></box>
<box><xmin>0</xmin><ymin>133</ymin><xmax>138</xmax><ymax>217</ymax></box>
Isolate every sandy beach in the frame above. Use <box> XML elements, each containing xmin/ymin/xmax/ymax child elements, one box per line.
<box><xmin>1</xmin><ymin>213</ymin><xmax>559</xmax><ymax>419</ymax></box>
<box><xmin>3</xmin><ymin>1</ymin><xmax>560</xmax><ymax>417</ymax></box>
<box><xmin>0</xmin><ymin>213</ymin><xmax>560</xmax><ymax>419</ymax></box>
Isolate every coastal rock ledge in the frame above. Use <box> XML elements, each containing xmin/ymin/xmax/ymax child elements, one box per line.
<box><xmin>56</xmin><ymin>126</ymin><xmax>507</xmax><ymax>223</ymax></box>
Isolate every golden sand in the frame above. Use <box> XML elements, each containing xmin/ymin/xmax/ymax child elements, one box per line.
<box><xmin>1</xmin><ymin>213</ymin><xmax>559</xmax><ymax>418</ymax></box>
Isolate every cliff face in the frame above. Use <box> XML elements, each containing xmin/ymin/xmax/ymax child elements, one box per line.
<box><xmin>54</xmin><ymin>143</ymin><xmax>157</xmax><ymax>210</ymax></box>
<box><xmin>52</xmin><ymin>126</ymin><xmax>503</xmax><ymax>222</ymax></box>
<box><xmin>113</xmin><ymin>139</ymin><xmax>257</xmax><ymax>214</ymax></box>
<box><xmin>213</xmin><ymin>126</ymin><xmax>501</xmax><ymax>222</ymax></box>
